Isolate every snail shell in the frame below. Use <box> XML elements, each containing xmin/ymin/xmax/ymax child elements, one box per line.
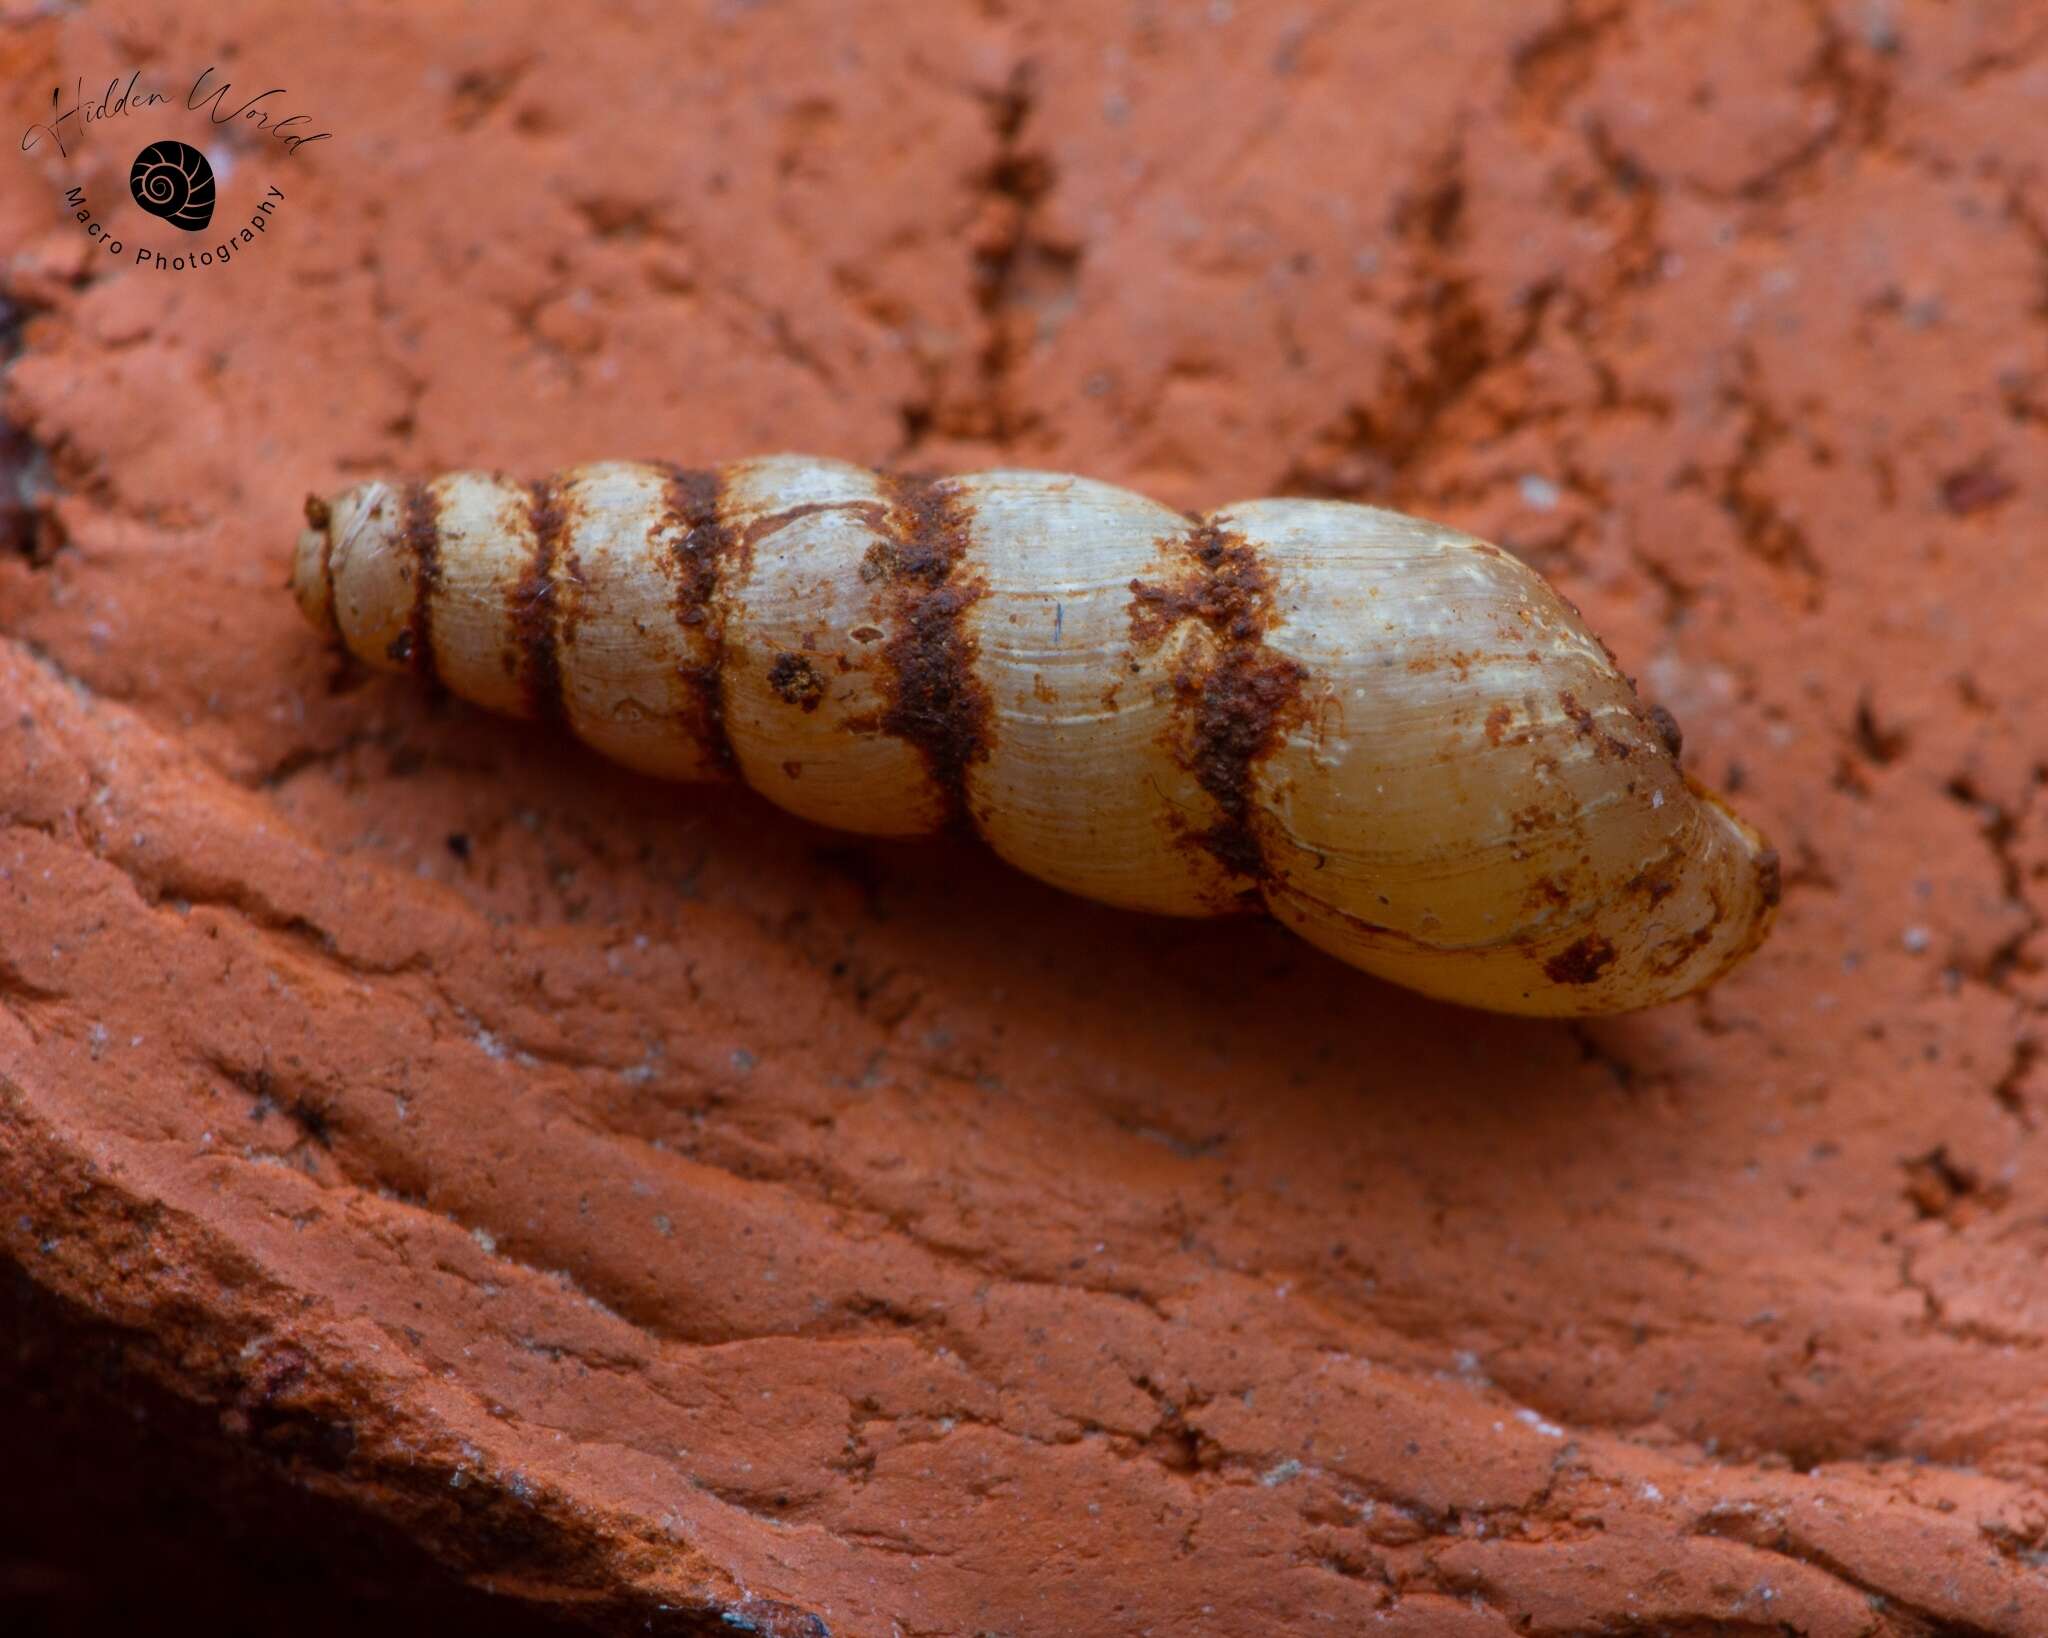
<box><xmin>290</xmin><ymin>457</ymin><xmax>1778</xmax><ymax>1015</ymax></box>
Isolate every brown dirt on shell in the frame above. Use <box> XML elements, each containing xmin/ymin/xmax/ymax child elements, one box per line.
<box><xmin>1757</xmin><ymin>846</ymin><xmax>1783</xmax><ymax>909</ymax></box>
<box><xmin>1129</xmin><ymin>522</ymin><xmax>1308</xmax><ymax>887</ymax></box>
<box><xmin>767</xmin><ymin>651</ymin><xmax>828</xmax><ymax>712</ymax></box>
<box><xmin>874</xmin><ymin>474</ymin><xmax>992</xmax><ymax>820</ymax></box>
<box><xmin>1646</xmin><ymin>702</ymin><xmax>1684</xmax><ymax>757</ymax></box>
<box><xmin>1542</xmin><ymin>932</ymin><xmax>1620</xmax><ymax>986</ymax></box>
<box><xmin>393</xmin><ymin>482</ymin><xmax>441</xmax><ymax>680</ymax></box>
<box><xmin>1558</xmin><ymin>686</ymin><xmax>1640</xmax><ymax>762</ymax></box>
<box><xmin>6</xmin><ymin>4</ymin><xmax>2048</xmax><ymax>1636</ymax></box>
<box><xmin>656</xmin><ymin>464</ymin><xmax>741</xmax><ymax>775</ymax></box>
<box><xmin>514</xmin><ymin>478</ymin><xmax>570</xmax><ymax>721</ymax></box>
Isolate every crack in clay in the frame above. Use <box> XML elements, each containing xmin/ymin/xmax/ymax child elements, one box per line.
<box><xmin>1694</xmin><ymin>1504</ymin><xmax>2006</xmax><ymax>1638</ymax></box>
<box><xmin>1509</xmin><ymin>0</ymin><xmax>1634</xmax><ymax>123</ymax></box>
<box><xmin>1278</xmin><ymin>147</ymin><xmax>1565</xmax><ymax>511</ymax></box>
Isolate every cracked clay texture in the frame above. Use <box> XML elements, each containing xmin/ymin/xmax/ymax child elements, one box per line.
<box><xmin>5</xmin><ymin>2</ymin><xmax>2048</xmax><ymax>1634</ymax></box>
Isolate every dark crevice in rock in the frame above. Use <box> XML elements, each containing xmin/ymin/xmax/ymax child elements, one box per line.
<box><xmin>0</xmin><ymin>293</ymin><xmax>62</xmax><ymax>566</ymax></box>
<box><xmin>0</xmin><ymin>1265</ymin><xmax>614</xmax><ymax>1637</ymax></box>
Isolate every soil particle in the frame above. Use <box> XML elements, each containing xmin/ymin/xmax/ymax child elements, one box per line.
<box><xmin>1940</xmin><ymin>463</ymin><xmax>2015</xmax><ymax>516</ymax></box>
<box><xmin>1646</xmin><ymin>703</ymin><xmax>1684</xmax><ymax>758</ymax></box>
<box><xmin>767</xmin><ymin>652</ymin><xmax>827</xmax><ymax>712</ymax></box>
<box><xmin>1543</xmin><ymin>933</ymin><xmax>1619</xmax><ymax>985</ymax></box>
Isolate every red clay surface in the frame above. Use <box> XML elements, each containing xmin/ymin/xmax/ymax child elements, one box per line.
<box><xmin>4</xmin><ymin>2</ymin><xmax>2048</xmax><ymax>1633</ymax></box>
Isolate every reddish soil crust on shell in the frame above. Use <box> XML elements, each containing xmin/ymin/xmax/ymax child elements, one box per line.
<box><xmin>6</xmin><ymin>3</ymin><xmax>2048</xmax><ymax>1636</ymax></box>
<box><xmin>514</xmin><ymin>477</ymin><xmax>572</xmax><ymax>722</ymax></box>
<box><xmin>656</xmin><ymin>463</ymin><xmax>743</xmax><ymax>777</ymax></box>
<box><xmin>1129</xmin><ymin>521</ymin><xmax>1309</xmax><ymax>888</ymax></box>
<box><xmin>875</xmin><ymin>474</ymin><xmax>993</xmax><ymax>822</ymax></box>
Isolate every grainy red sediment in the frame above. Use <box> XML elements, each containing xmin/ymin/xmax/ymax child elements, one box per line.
<box><xmin>3</xmin><ymin>1</ymin><xmax>2047</xmax><ymax>1634</ymax></box>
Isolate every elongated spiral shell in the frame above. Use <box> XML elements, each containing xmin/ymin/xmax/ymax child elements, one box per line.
<box><xmin>128</xmin><ymin>139</ymin><xmax>216</xmax><ymax>231</ymax></box>
<box><xmin>290</xmin><ymin>457</ymin><xmax>1779</xmax><ymax>1015</ymax></box>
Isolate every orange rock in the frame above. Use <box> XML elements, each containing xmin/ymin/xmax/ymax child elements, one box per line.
<box><xmin>4</xmin><ymin>1</ymin><xmax>2047</xmax><ymax>1633</ymax></box>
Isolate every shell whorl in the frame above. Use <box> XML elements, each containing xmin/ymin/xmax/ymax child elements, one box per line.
<box><xmin>291</xmin><ymin>456</ymin><xmax>1779</xmax><ymax>1016</ymax></box>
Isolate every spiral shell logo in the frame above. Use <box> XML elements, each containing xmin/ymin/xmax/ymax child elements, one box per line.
<box><xmin>128</xmin><ymin>139</ymin><xmax>215</xmax><ymax>231</ymax></box>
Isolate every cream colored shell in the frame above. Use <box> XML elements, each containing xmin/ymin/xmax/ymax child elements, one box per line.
<box><xmin>290</xmin><ymin>456</ymin><xmax>1778</xmax><ymax>1016</ymax></box>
